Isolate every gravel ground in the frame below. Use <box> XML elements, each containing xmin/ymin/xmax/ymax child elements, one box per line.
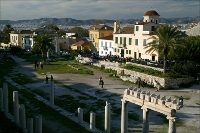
<box><xmin>9</xmin><ymin>55</ymin><xmax>200</xmax><ymax>133</ymax></box>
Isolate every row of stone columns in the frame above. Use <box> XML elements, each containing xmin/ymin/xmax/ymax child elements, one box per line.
<box><xmin>77</xmin><ymin>101</ymin><xmax>111</xmax><ymax>132</ymax></box>
<box><xmin>1</xmin><ymin>83</ymin><xmax>42</xmax><ymax>133</ymax></box>
<box><xmin>121</xmin><ymin>99</ymin><xmax>177</xmax><ymax>133</ymax></box>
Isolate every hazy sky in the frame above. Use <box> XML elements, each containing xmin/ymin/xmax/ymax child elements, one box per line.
<box><xmin>0</xmin><ymin>0</ymin><xmax>199</xmax><ymax>21</ymax></box>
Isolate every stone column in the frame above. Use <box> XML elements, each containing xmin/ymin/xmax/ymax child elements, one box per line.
<box><xmin>27</xmin><ymin>118</ymin><xmax>33</xmax><ymax>133</ymax></box>
<box><xmin>78</xmin><ymin>107</ymin><xmax>83</xmax><ymax>123</ymax></box>
<box><xmin>90</xmin><ymin>111</ymin><xmax>96</xmax><ymax>131</ymax></box>
<box><xmin>121</xmin><ymin>99</ymin><xmax>128</xmax><ymax>133</ymax></box>
<box><xmin>50</xmin><ymin>81</ymin><xmax>54</xmax><ymax>107</ymax></box>
<box><xmin>167</xmin><ymin>116</ymin><xmax>177</xmax><ymax>133</ymax></box>
<box><xmin>105</xmin><ymin>101</ymin><xmax>111</xmax><ymax>133</ymax></box>
<box><xmin>19</xmin><ymin>104</ymin><xmax>26</xmax><ymax>132</ymax></box>
<box><xmin>35</xmin><ymin>115</ymin><xmax>42</xmax><ymax>133</ymax></box>
<box><xmin>142</xmin><ymin>107</ymin><xmax>150</xmax><ymax>133</ymax></box>
<box><xmin>3</xmin><ymin>83</ymin><xmax>8</xmax><ymax>115</ymax></box>
<box><xmin>13</xmin><ymin>91</ymin><xmax>19</xmax><ymax>125</ymax></box>
<box><xmin>0</xmin><ymin>88</ymin><xmax>3</xmax><ymax>111</ymax></box>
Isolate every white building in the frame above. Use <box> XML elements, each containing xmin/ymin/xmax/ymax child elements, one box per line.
<box><xmin>113</xmin><ymin>10</ymin><xmax>160</xmax><ymax>61</ymax></box>
<box><xmin>99</xmin><ymin>35</ymin><xmax>114</xmax><ymax>56</ymax></box>
<box><xmin>22</xmin><ymin>36</ymin><xmax>34</xmax><ymax>50</ymax></box>
<box><xmin>10</xmin><ymin>30</ymin><xmax>36</xmax><ymax>48</ymax></box>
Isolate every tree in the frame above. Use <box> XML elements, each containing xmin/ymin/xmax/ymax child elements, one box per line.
<box><xmin>144</xmin><ymin>24</ymin><xmax>183</xmax><ymax>74</ymax></box>
<box><xmin>2</xmin><ymin>24</ymin><xmax>15</xmax><ymax>44</ymax></box>
<box><xmin>175</xmin><ymin>36</ymin><xmax>200</xmax><ymax>62</ymax></box>
<box><xmin>67</xmin><ymin>27</ymin><xmax>89</xmax><ymax>37</ymax></box>
<box><xmin>33</xmin><ymin>35</ymin><xmax>53</xmax><ymax>62</ymax></box>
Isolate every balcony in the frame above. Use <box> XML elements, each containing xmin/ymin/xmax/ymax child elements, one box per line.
<box><xmin>142</xmin><ymin>31</ymin><xmax>151</xmax><ymax>34</ymax></box>
<box><xmin>103</xmin><ymin>46</ymin><xmax>108</xmax><ymax>50</ymax></box>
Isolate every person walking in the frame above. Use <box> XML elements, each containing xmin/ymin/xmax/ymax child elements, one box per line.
<box><xmin>179</xmin><ymin>96</ymin><xmax>183</xmax><ymax>105</ymax></box>
<box><xmin>40</xmin><ymin>61</ymin><xmax>43</xmax><ymax>70</ymax></box>
<box><xmin>46</xmin><ymin>75</ymin><xmax>49</xmax><ymax>84</ymax></box>
<box><xmin>101</xmin><ymin>80</ymin><xmax>104</xmax><ymax>88</ymax></box>
<box><xmin>99</xmin><ymin>76</ymin><xmax>102</xmax><ymax>85</ymax></box>
<box><xmin>51</xmin><ymin>75</ymin><xmax>53</xmax><ymax>81</ymax></box>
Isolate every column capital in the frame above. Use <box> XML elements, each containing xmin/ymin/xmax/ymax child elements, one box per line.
<box><xmin>166</xmin><ymin>116</ymin><xmax>179</xmax><ymax>122</ymax></box>
<box><xmin>121</xmin><ymin>99</ymin><xmax>127</xmax><ymax>103</ymax></box>
<box><xmin>141</xmin><ymin>106</ymin><xmax>150</xmax><ymax>111</ymax></box>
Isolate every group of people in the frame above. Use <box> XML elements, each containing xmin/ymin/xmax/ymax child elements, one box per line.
<box><xmin>99</xmin><ymin>76</ymin><xmax>104</xmax><ymax>88</ymax></box>
<box><xmin>34</xmin><ymin>59</ymin><xmax>43</xmax><ymax>70</ymax></box>
<box><xmin>46</xmin><ymin>74</ymin><xmax>53</xmax><ymax>84</ymax></box>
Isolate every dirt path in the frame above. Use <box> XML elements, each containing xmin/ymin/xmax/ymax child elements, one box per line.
<box><xmin>9</xmin><ymin>55</ymin><xmax>200</xmax><ymax>133</ymax></box>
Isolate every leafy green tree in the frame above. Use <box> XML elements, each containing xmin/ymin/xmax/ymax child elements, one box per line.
<box><xmin>175</xmin><ymin>36</ymin><xmax>200</xmax><ymax>62</ymax></box>
<box><xmin>144</xmin><ymin>24</ymin><xmax>183</xmax><ymax>74</ymax></box>
<box><xmin>2</xmin><ymin>24</ymin><xmax>15</xmax><ymax>44</ymax></box>
<box><xmin>67</xmin><ymin>27</ymin><xmax>89</xmax><ymax>37</ymax></box>
<box><xmin>33</xmin><ymin>35</ymin><xmax>54</xmax><ymax>62</ymax></box>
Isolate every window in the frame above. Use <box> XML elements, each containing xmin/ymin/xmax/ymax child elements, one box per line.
<box><xmin>123</xmin><ymin>37</ymin><xmax>126</xmax><ymax>47</ymax></box>
<box><xmin>126</xmin><ymin>50</ymin><xmax>128</xmax><ymax>54</ymax></box>
<box><xmin>120</xmin><ymin>37</ymin><xmax>122</xmax><ymax>44</ymax></box>
<box><xmin>101</xmin><ymin>33</ymin><xmax>104</xmax><ymax>37</ymax></box>
<box><xmin>118</xmin><ymin>49</ymin><xmax>120</xmax><ymax>53</ymax></box>
<box><xmin>143</xmin><ymin>39</ymin><xmax>146</xmax><ymax>46</ymax></box>
<box><xmin>136</xmin><ymin>26</ymin><xmax>139</xmax><ymax>31</ymax></box>
<box><xmin>101</xmin><ymin>41</ymin><xmax>103</xmax><ymax>47</ymax></box>
<box><xmin>115</xmin><ymin>48</ymin><xmax>116</xmax><ymax>52</ymax></box>
<box><xmin>135</xmin><ymin>39</ymin><xmax>138</xmax><ymax>46</ymax></box>
<box><xmin>105</xmin><ymin>42</ymin><xmax>107</xmax><ymax>47</ymax></box>
<box><xmin>95</xmin><ymin>34</ymin><xmax>97</xmax><ymax>38</ymax></box>
<box><xmin>101</xmin><ymin>51</ymin><xmax>103</xmax><ymax>54</ymax></box>
<box><xmin>134</xmin><ymin>52</ymin><xmax>137</xmax><ymax>58</ymax></box>
<box><xmin>115</xmin><ymin>37</ymin><xmax>118</xmax><ymax>43</ymax></box>
<box><xmin>151</xmin><ymin>26</ymin><xmax>155</xmax><ymax>31</ymax></box>
<box><xmin>105</xmin><ymin>52</ymin><xmax>107</xmax><ymax>55</ymax></box>
<box><xmin>129</xmin><ymin>38</ymin><xmax>132</xmax><ymax>45</ymax></box>
<box><xmin>139</xmin><ymin>53</ymin><xmax>141</xmax><ymax>58</ymax></box>
<box><xmin>109</xmin><ymin>42</ymin><xmax>111</xmax><ymax>48</ymax></box>
<box><xmin>129</xmin><ymin>50</ymin><xmax>131</xmax><ymax>54</ymax></box>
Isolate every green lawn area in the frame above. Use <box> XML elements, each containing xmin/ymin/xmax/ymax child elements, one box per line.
<box><xmin>37</xmin><ymin>60</ymin><xmax>93</xmax><ymax>75</ymax></box>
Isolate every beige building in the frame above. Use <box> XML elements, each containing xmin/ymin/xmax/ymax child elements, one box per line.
<box><xmin>113</xmin><ymin>10</ymin><xmax>160</xmax><ymax>61</ymax></box>
<box><xmin>89</xmin><ymin>24</ymin><xmax>114</xmax><ymax>52</ymax></box>
<box><xmin>10</xmin><ymin>30</ymin><xmax>35</xmax><ymax>48</ymax></box>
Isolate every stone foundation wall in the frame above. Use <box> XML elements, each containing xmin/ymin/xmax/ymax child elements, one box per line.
<box><xmin>82</xmin><ymin>58</ymin><xmax>195</xmax><ymax>89</ymax></box>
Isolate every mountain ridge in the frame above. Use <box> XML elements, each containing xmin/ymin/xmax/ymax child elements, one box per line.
<box><xmin>0</xmin><ymin>16</ymin><xmax>199</xmax><ymax>25</ymax></box>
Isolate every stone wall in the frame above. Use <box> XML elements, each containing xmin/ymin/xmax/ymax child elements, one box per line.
<box><xmin>81</xmin><ymin>58</ymin><xmax>195</xmax><ymax>89</ymax></box>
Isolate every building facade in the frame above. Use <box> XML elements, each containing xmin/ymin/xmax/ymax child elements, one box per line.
<box><xmin>99</xmin><ymin>35</ymin><xmax>114</xmax><ymax>56</ymax></box>
<box><xmin>113</xmin><ymin>10</ymin><xmax>160</xmax><ymax>61</ymax></box>
<box><xmin>10</xmin><ymin>30</ymin><xmax>35</xmax><ymax>48</ymax></box>
<box><xmin>89</xmin><ymin>24</ymin><xmax>114</xmax><ymax>52</ymax></box>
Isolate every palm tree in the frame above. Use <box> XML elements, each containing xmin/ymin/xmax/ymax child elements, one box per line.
<box><xmin>3</xmin><ymin>24</ymin><xmax>15</xmax><ymax>44</ymax></box>
<box><xmin>144</xmin><ymin>24</ymin><xmax>183</xmax><ymax>74</ymax></box>
<box><xmin>33</xmin><ymin>35</ymin><xmax>53</xmax><ymax>62</ymax></box>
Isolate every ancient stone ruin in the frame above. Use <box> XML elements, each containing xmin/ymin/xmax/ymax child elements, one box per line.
<box><xmin>121</xmin><ymin>87</ymin><xmax>183</xmax><ymax>133</ymax></box>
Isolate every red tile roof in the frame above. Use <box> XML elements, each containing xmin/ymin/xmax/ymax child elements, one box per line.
<box><xmin>135</xmin><ymin>22</ymin><xmax>153</xmax><ymax>25</ymax></box>
<box><xmin>144</xmin><ymin>10</ymin><xmax>160</xmax><ymax>16</ymax></box>
<box><xmin>99</xmin><ymin>35</ymin><xmax>113</xmax><ymax>40</ymax></box>
<box><xmin>73</xmin><ymin>40</ymin><xmax>89</xmax><ymax>46</ymax></box>
<box><xmin>89</xmin><ymin>24</ymin><xmax>113</xmax><ymax>31</ymax></box>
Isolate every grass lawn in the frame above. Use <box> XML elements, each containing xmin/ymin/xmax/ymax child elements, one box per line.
<box><xmin>37</xmin><ymin>60</ymin><xmax>93</xmax><ymax>75</ymax></box>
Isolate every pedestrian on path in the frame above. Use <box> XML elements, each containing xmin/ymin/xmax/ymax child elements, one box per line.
<box><xmin>99</xmin><ymin>76</ymin><xmax>102</xmax><ymax>85</ymax></box>
<box><xmin>179</xmin><ymin>96</ymin><xmax>183</xmax><ymax>105</ymax></box>
<box><xmin>51</xmin><ymin>75</ymin><xmax>53</xmax><ymax>81</ymax></box>
<box><xmin>101</xmin><ymin>80</ymin><xmax>104</xmax><ymax>88</ymax></box>
<box><xmin>46</xmin><ymin>74</ymin><xmax>49</xmax><ymax>84</ymax></box>
<box><xmin>40</xmin><ymin>61</ymin><xmax>43</xmax><ymax>70</ymax></box>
